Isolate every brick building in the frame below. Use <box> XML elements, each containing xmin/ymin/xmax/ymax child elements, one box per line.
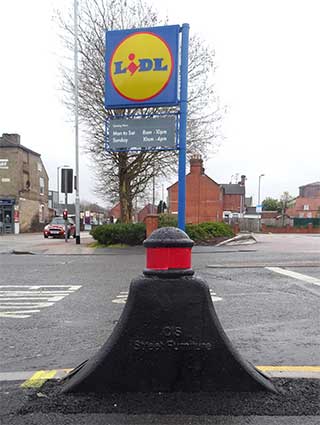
<box><xmin>287</xmin><ymin>182</ymin><xmax>320</xmax><ymax>218</ymax></box>
<box><xmin>0</xmin><ymin>133</ymin><xmax>49</xmax><ymax>233</ymax></box>
<box><xmin>167</xmin><ymin>156</ymin><xmax>224</xmax><ymax>224</ymax></box>
<box><xmin>167</xmin><ymin>156</ymin><xmax>246</xmax><ymax>224</ymax></box>
<box><xmin>221</xmin><ymin>175</ymin><xmax>246</xmax><ymax>214</ymax></box>
<box><xmin>108</xmin><ymin>202</ymin><xmax>121</xmax><ymax>222</ymax></box>
<box><xmin>137</xmin><ymin>203</ymin><xmax>157</xmax><ymax>223</ymax></box>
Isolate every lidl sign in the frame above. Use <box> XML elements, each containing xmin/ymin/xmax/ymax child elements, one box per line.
<box><xmin>105</xmin><ymin>25</ymin><xmax>179</xmax><ymax>108</ymax></box>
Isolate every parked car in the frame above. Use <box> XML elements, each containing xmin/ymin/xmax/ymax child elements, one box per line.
<box><xmin>44</xmin><ymin>217</ymin><xmax>76</xmax><ymax>239</ymax></box>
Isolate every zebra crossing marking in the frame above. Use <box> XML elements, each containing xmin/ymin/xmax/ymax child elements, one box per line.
<box><xmin>112</xmin><ymin>289</ymin><xmax>223</xmax><ymax>304</ymax></box>
<box><xmin>0</xmin><ymin>285</ymin><xmax>81</xmax><ymax>319</ymax></box>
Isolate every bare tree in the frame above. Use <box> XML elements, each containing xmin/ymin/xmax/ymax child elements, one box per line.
<box><xmin>279</xmin><ymin>191</ymin><xmax>295</xmax><ymax>226</ymax></box>
<box><xmin>58</xmin><ymin>0</ymin><xmax>223</xmax><ymax>223</ymax></box>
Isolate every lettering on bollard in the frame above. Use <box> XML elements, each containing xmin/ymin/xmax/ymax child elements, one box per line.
<box><xmin>161</xmin><ymin>326</ymin><xmax>182</xmax><ymax>338</ymax></box>
<box><xmin>132</xmin><ymin>339</ymin><xmax>212</xmax><ymax>352</ymax></box>
<box><xmin>132</xmin><ymin>326</ymin><xmax>212</xmax><ymax>352</ymax></box>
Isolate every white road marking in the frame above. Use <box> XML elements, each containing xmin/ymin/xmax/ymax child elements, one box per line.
<box><xmin>111</xmin><ymin>289</ymin><xmax>223</xmax><ymax>304</ymax></box>
<box><xmin>0</xmin><ymin>310</ymin><xmax>41</xmax><ymax>318</ymax></box>
<box><xmin>0</xmin><ymin>302</ymin><xmax>55</xmax><ymax>307</ymax></box>
<box><xmin>0</xmin><ymin>285</ymin><xmax>82</xmax><ymax>289</ymax></box>
<box><xmin>0</xmin><ymin>296</ymin><xmax>66</xmax><ymax>301</ymax></box>
<box><xmin>0</xmin><ymin>285</ymin><xmax>82</xmax><ymax>319</ymax></box>
<box><xmin>266</xmin><ymin>267</ymin><xmax>320</xmax><ymax>287</ymax></box>
<box><xmin>0</xmin><ymin>292</ymin><xmax>74</xmax><ymax>296</ymax></box>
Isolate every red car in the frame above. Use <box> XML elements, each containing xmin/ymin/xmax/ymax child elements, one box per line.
<box><xmin>44</xmin><ymin>217</ymin><xmax>76</xmax><ymax>239</ymax></box>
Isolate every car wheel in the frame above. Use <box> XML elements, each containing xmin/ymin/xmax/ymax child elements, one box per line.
<box><xmin>44</xmin><ymin>235</ymin><xmax>48</xmax><ymax>238</ymax></box>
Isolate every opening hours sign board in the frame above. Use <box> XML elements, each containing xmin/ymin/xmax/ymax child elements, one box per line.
<box><xmin>108</xmin><ymin>116</ymin><xmax>176</xmax><ymax>150</ymax></box>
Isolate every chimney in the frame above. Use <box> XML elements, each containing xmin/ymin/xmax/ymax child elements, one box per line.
<box><xmin>190</xmin><ymin>154</ymin><xmax>204</xmax><ymax>175</ymax></box>
<box><xmin>240</xmin><ymin>175</ymin><xmax>246</xmax><ymax>186</ymax></box>
<box><xmin>1</xmin><ymin>133</ymin><xmax>21</xmax><ymax>145</ymax></box>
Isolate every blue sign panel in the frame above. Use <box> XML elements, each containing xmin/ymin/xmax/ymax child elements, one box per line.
<box><xmin>0</xmin><ymin>199</ymin><xmax>15</xmax><ymax>206</ymax></box>
<box><xmin>105</xmin><ymin>25</ymin><xmax>179</xmax><ymax>108</ymax></box>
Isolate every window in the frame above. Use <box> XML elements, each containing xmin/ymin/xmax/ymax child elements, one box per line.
<box><xmin>39</xmin><ymin>177</ymin><xmax>45</xmax><ymax>195</ymax></box>
<box><xmin>38</xmin><ymin>162</ymin><xmax>42</xmax><ymax>172</ymax></box>
<box><xmin>23</xmin><ymin>172</ymin><xmax>30</xmax><ymax>191</ymax></box>
<box><xmin>23</xmin><ymin>151</ymin><xmax>29</xmax><ymax>164</ymax></box>
<box><xmin>39</xmin><ymin>205</ymin><xmax>45</xmax><ymax>223</ymax></box>
<box><xmin>303</xmin><ymin>204</ymin><xmax>309</xmax><ymax>211</ymax></box>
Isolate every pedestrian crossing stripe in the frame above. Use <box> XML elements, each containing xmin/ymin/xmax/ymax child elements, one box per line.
<box><xmin>112</xmin><ymin>289</ymin><xmax>223</xmax><ymax>304</ymax></box>
<box><xmin>0</xmin><ymin>285</ymin><xmax>82</xmax><ymax>319</ymax></box>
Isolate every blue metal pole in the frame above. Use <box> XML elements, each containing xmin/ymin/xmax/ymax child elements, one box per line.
<box><xmin>178</xmin><ymin>23</ymin><xmax>189</xmax><ymax>231</ymax></box>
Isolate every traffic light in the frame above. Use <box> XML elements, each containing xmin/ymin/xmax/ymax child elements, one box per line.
<box><xmin>63</xmin><ymin>210</ymin><xmax>68</xmax><ymax>220</ymax></box>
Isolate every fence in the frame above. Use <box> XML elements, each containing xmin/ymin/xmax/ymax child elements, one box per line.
<box><xmin>261</xmin><ymin>223</ymin><xmax>320</xmax><ymax>234</ymax></box>
<box><xmin>293</xmin><ymin>218</ymin><xmax>320</xmax><ymax>227</ymax></box>
<box><xmin>232</xmin><ymin>217</ymin><xmax>319</xmax><ymax>234</ymax></box>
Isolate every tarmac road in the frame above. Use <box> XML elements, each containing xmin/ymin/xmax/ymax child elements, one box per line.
<box><xmin>0</xmin><ymin>232</ymin><xmax>319</xmax><ymax>424</ymax></box>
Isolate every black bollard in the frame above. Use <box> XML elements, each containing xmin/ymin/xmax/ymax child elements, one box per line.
<box><xmin>61</xmin><ymin>227</ymin><xmax>276</xmax><ymax>393</ymax></box>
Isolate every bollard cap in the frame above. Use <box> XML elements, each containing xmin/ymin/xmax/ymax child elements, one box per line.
<box><xmin>143</xmin><ymin>226</ymin><xmax>194</xmax><ymax>248</ymax></box>
<box><xmin>143</xmin><ymin>227</ymin><xmax>194</xmax><ymax>277</ymax></box>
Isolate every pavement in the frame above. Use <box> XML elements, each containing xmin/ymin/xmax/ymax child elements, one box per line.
<box><xmin>0</xmin><ymin>232</ymin><xmax>96</xmax><ymax>255</ymax></box>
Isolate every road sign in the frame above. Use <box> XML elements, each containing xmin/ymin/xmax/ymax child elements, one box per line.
<box><xmin>107</xmin><ymin>116</ymin><xmax>176</xmax><ymax>150</ymax></box>
<box><xmin>105</xmin><ymin>25</ymin><xmax>179</xmax><ymax>108</ymax></box>
<box><xmin>105</xmin><ymin>24</ymin><xmax>189</xmax><ymax>231</ymax></box>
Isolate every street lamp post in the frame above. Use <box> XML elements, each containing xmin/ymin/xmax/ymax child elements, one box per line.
<box><xmin>258</xmin><ymin>174</ymin><xmax>265</xmax><ymax>231</ymax></box>
<box><xmin>258</xmin><ymin>174</ymin><xmax>265</xmax><ymax>208</ymax></box>
<box><xmin>74</xmin><ymin>0</ymin><xmax>80</xmax><ymax>244</ymax></box>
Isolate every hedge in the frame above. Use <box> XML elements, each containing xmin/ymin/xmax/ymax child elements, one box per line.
<box><xmin>90</xmin><ymin>222</ymin><xmax>146</xmax><ymax>246</ymax></box>
<box><xmin>91</xmin><ymin>217</ymin><xmax>234</xmax><ymax>246</ymax></box>
<box><xmin>159</xmin><ymin>214</ymin><xmax>234</xmax><ymax>240</ymax></box>
<box><xmin>186</xmin><ymin>221</ymin><xmax>234</xmax><ymax>241</ymax></box>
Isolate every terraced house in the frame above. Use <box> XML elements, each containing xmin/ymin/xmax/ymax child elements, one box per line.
<box><xmin>167</xmin><ymin>155</ymin><xmax>246</xmax><ymax>224</ymax></box>
<box><xmin>0</xmin><ymin>133</ymin><xmax>49</xmax><ymax>234</ymax></box>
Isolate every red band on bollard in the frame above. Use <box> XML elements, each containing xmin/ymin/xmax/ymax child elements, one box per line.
<box><xmin>146</xmin><ymin>247</ymin><xmax>191</xmax><ymax>270</ymax></box>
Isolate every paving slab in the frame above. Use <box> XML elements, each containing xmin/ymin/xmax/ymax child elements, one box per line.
<box><xmin>2</xmin><ymin>413</ymin><xmax>320</xmax><ymax>425</ymax></box>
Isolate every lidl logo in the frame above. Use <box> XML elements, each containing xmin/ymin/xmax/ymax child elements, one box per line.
<box><xmin>105</xmin><ymin>26</ymin><xmax>179</xmax><ymax>108</ymax></box>
<box><xmin>110</xmin><ymin>32</ymin><xmax>173</xmax><ymax>102</ymax></box>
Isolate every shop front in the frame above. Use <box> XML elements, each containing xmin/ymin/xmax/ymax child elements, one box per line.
<box><xmin>0</xmin><ymin>199</ymin><xmax>15</xmax><ymax>234</ymax></box>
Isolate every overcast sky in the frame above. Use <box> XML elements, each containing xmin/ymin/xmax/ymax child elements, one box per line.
<box><xmin>1</xmin><ymin>0</ymin><xmax>320</xmax><ymax>206</ymax></box>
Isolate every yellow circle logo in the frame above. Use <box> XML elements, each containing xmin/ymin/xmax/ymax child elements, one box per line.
<box><xmin>110</xmin><ymin>32</ymin><xmax>173</xmax><ymax>102</ymax></box>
